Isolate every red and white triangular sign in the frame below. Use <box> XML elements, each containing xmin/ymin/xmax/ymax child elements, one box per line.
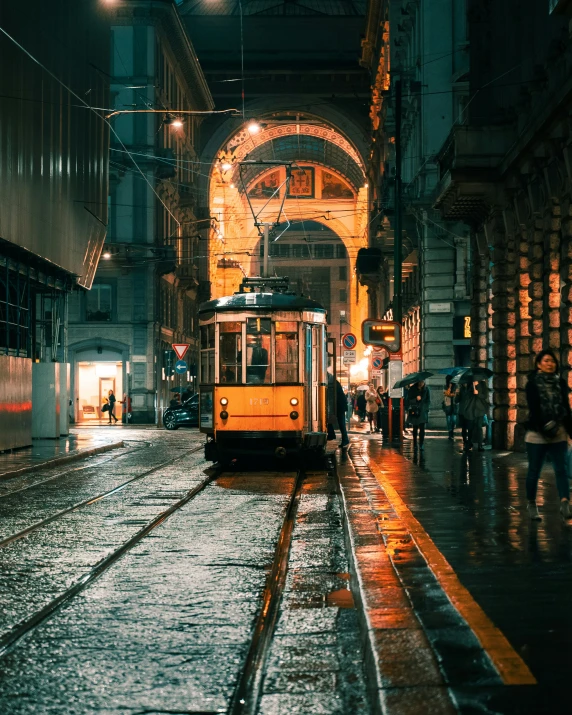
<box><xmin>172</xmin><ymin>343</ymin><xmax>189</xmax><ymax>360</ymax></box>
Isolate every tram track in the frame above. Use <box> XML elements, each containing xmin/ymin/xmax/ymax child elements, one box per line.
<box><xmin>0</xmin><ymin>468</ymin><xmax>215</xmax><ymax>659</ymax></box>
<box><xmin>229</xmin><ymin>468</ymin><xmax>305</xmax><ymax>715</ymax></box>
<box><xmin>0</xmin><ymin>445</ymin><xmax>204</xmax><ymax>550</ymax></box>
<box><xmin>0</xmin><ymin>440</ymin><xmax>151</xmax><ymax>497</ymax></box>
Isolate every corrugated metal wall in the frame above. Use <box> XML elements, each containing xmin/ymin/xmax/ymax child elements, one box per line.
<box><xmin>0</xmin><ymin>355</ymin><xmax>32</xmax><ymax>450</ymax></box>
<box><xmin>0</xmin><ymin>0</ymin><xmax>110</xmax><ymax>288</ymax></box>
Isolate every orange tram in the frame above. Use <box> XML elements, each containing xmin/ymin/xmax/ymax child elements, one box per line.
<box><xmin>199</xmin><ymin>278</ymin><xmax>330</xmax><ymax>466</ymax></box>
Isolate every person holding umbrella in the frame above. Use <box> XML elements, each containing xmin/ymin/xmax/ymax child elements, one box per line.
<box><xmin>406</xmin><ymin>380</ymin><xmax>431</xmax><ymax>451</ymax></box>
<box><xmin>453</xmin><ymin>367</ymin><xmax>493</xmax><ymax>451</ymax></box>
<box><xmin>443</xmin><ymin>375</ymin><xmax>457</xmax><ymax>440</ymax></box>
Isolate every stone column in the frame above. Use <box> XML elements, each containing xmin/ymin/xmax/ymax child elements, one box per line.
<box><xmin>490</xmin><ymin>211</ymin><xmax>517</xmax><ymax>449</ymax></box>
<box><xmin>514</xmin><ymin>199</ymin><xmax>532</xmax><ymax>449</ymax></box>
<box><xmin>560</xmin><ymin>198</ymin><xmax>572</xmax><ymax>390</ymax></box>
<box><xmin>528</xmin><ymin>216</ymin><xmax>545</xmax><ymax>360</ymax></box>
<box><xmin>544</xmin><ymin>199</ymin><xmax>562</xmax><ymax>354</ymax></box>
<box><xmin>470</xmin><ymin>232</ymin><xmax>490</xmax><ymax>367</ymax></box>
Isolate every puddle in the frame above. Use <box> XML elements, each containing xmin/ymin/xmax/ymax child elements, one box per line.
<box><xmin>326</xmin><ymin>587</ymin><xmax>355</xmax><ymax>609</ymax></box>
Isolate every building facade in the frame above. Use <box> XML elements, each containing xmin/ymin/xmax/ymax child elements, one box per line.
<box><xmin>0</xmin><ymin>1</ymin><xmax>110</xmax><ymax>447</ymax></box>
<box><xmin>435</xmin><ymin>0</ymin><xmax>572</xmax><ymax>448</ymax></box>
<box><xmin>181</xmin><ymin>0</ymin><xmax>374</xmax><ymax>383</ymax></box>
<box><xmin>360</xmin><ymin>0</ymin><xmax>471</xmax><ymax>423</ymax></box>
<box><xmin>68</xmin><ymin>0</ymin><xmax>213</xmax><ymax>424</ymax></box>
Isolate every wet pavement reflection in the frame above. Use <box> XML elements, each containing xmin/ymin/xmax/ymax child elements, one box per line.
<box><xmin>348</xmin><ymin>424</ymin><xmax>572</xmax><ymax>709</ymax></box>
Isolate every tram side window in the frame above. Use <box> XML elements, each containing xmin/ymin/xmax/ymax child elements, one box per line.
<box><xmin>246</xmin><ymin>318</ymin><xmax>271</xmax><ymax>384</ymax></box>
<box><xmin>200</xmin><ymin>323</ymin><xmax>215</xmax><ymax>383</ymax></box>
<box><xmin>275</xmin><ymin>321</ymin><xmax>298</xmax><ymax>383</ymax></box>
<box><xmin>220</xmin><ymin>322</ymin><xmax>242</xmax><ymax>384</ymax></box>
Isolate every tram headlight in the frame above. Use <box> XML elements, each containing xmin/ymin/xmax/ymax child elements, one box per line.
<box><xmin>220</xmin><ymin>410</ymin><xmax>229</xmax><ymax>420</ymax></box>
<box><xmin>289</xmin><ymin>411</ymin><xmax>299</xmax><ymax>420</ymax></box>
<box><xmin>290</xmin><ymin>397</ymin><xmax>299</xmax><ymax>406</ymax></box>
<box><xmin>220</xmin><ymin>397</ymin><xmax>228</xmax><ymax>406</ymax></box>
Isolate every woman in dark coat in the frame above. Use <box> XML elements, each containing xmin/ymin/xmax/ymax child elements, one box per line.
<box><xmin>107</xmin><ymin>389</ymin><xmax>119</xmax><ymax>424</ymax></box>
<box><xmin>406</xmin><ymin>380</ymin><xmax>430</xmax><ymax>450</ymax></box>
<box><xmin>464</xmin><ymin>380</ymin><xmax>489</xmax><ymax>451</ymax></box>
<box><xmin>524</xmin><ymin>349</ymin><xmax>572</xmax><ymax>521</ymax></box>
<box><xmin>456</xmin><ymin>383</ymin><xmax>473</xmax><ymax>451</ymax></box>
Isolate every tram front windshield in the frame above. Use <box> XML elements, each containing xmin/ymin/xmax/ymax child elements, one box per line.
<box><xmin>215</xmin><ymin>317</ymin><xmax>301</xmax><ymax>385</ymax></box>
<box><xmin>246</xmin><ymin>318</ymin><xmax>271</xmax><ymax>384</ymax></box>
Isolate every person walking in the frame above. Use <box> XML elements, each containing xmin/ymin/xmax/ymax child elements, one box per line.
<box><xmin>356</xmin><ymin>390</ymin><xmax>367</xmax><ymax>422</ymax></box>
<box><xmin>376</xmin><ymin>385</ymin><xmax>388</xmax><ymax>435</ymax></box>
<box><xmin>456</xmin><ymin>382</ymin><xmax>474</xmax><ymax>451</ymax></box>
<box><xmin>465</xmin><ymin>380</ymin><xmax>489</xmax><ymax>451</ymax></box>
<box><xmin>443</xmin><ymin>375</ymin><xmax>457</xmax><ymax>440</ymax></box>
<box><xmin>336</xmin><ymin>379</ymin><xmax>350</xmax><ymax>449</ymax></box>
<box><xmin>406</xmin><ymin>380</ymin><xmax>430</xmax><ymax>450</ymax></box>
<box><xmin>365</xmin><ymin>385</ymin><xmax>379</xmax><ymax>434</ymax></box>
<box><xmin>524</xmin><ymin>349</ymin><xmax>572</xmax><ymax>521</ymax></box>
<box><xmin>107</xmin><ymin>389</ymin><xmax>119</xmax><ymax>424</ymax></box>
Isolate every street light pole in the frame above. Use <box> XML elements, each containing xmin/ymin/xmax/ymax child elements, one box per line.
<box><xmin>394</xmin><ymin>77</ymin><xmax>403</xmax><ymax>324</ymax></box>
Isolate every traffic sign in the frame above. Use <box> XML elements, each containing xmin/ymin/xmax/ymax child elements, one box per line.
<box><xmin>342</xmin><ymin>333</ymin><xmax>357</xmax><ymax>350</ymax></box>
<box><xmin>172</xmin><ymin>343</ymin><xmax>189</xmax><ymax>360</ymax></box>
<box><xmin>342</xmin><ymin>350</ymin><xmax>356</xmax><ymax>364</ymax></box>
<box><xmin>372</xmin><ymin>370</ymin><xmax>382</xmax><ymax>377</ymax></box>
<box><xmin>372</xmin><ymin>356</ymin><xmax>383</xmax><ymax>370</ymax></box>
<box><xmin>175</xmin><ymin>360</ymin><xmax>188</xmax><ymax>374</ymax></box>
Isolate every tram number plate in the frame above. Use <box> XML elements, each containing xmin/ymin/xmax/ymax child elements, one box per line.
<box><xmin>250</xmin><ymin>398</ymin><xmax>270</xmax><ymax>406</ymax></box>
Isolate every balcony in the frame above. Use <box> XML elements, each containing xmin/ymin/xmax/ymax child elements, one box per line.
<box><xmin>176</xmin><ymin>264</ymin><xmax>199</xmax><ymax>296</ymax></box>
<box><xmin>434</xmin><ymin>125</ymin><xmax>515</xmax><ymax>225</ymax></box>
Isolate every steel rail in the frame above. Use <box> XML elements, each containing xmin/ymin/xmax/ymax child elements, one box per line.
<box><xmin>228</xmin><ymin>469</ymin><xmax>305</xmax><ymax>715</ymax></box>
<box><xmin>0</xmin><ymin>445</ymin><xmax>204</xmax><ymax>550</ymax></box>
<box><xmin>0</xmin><ymin>441</ymin><xmax>148</xmax><ymax>498</ymax></box>
<box><xmin>0</xmin><ymin>471</ymin><xmax>214</xmax><ymax>659</ymax></box>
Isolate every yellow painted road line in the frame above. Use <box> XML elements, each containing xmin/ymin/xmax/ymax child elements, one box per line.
<box><xmin>367</xmin><ymin>456</ymin><xmax>537</xmax><ymax>686</ymax></box>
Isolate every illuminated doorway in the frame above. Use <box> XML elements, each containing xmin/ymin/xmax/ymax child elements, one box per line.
<box><xmin>77</xmin><ymin>362</ymin><xmax>123</xmax><ymax>422</ymax></box>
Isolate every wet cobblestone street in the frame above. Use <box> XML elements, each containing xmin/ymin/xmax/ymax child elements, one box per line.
<box><xmin>0</xmin><ymin>428</ymin><xmax>371</xmax><ymax>715</ymax></box>
<box><xmin>1</xmin><ymin>425</ymin><xmax>572</xmax><ymax>713</ymax></box>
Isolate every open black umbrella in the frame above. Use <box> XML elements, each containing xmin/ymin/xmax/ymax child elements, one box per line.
<box><xmin>393</xmin><ymin>371</ymin><xmax>433</xmax><ymax>389</ymax></box>
<box><xmin>436</xmin><ymin>367</ymin><xmax>466</xmax><ymax>376</ymax></box>
<box><xmin>452</xmin><ymin>367</ymin><xmax>493</xmax><ymax>384</ymax></box>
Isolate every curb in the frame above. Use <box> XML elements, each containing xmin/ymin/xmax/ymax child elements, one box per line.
<box><xmin>335</xmin><ymin>452</ymin><xmax>457</xmax><ymax>715</ymax></box>
<box><xmin>0</xmin><ymin>440</ymin><xmax>125</xmax><ymax>482</ymax></box>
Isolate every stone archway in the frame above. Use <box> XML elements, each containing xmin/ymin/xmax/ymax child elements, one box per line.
<box><xmin>202</xmin><ymin>105</ymin><xmax>371</xmax><ymax>363</ymax></box>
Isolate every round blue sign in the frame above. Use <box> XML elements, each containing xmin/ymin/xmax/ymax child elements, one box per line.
<box><xmin>342</xmin><ymin>333</ymin><xmax>357</xmax><ymax>349</ymax></box>
<box><xmin>372</xmin><ymin>356</ymin><xmax>383</xmax><ymax>369</ymax></box>
<box><xmin>175</xmin><ymin>360</ymin><xmax>188</xmax><ymax>374</ymax></box>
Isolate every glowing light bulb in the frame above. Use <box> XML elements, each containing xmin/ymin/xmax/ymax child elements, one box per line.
<box><xmin>247</xmin><ymin>121</ymin><xmax>261</xmax><ymax>135</ymax></box>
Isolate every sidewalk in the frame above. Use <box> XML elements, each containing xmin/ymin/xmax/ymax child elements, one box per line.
<box><xmin>339</xmin><ymin>423</ymin><xmax>572</xmax><ymax>710</ymax></box>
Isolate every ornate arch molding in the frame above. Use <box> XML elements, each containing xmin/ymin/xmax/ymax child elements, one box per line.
<box><xmin>198</xmin><ymin>97</ymin><xmax>370</xmax><ymax>201</ymax></box>
<box><xmin>227</xmin><ymin>123</ymin><xmax>364</xmax><ymax>168</ymax></box>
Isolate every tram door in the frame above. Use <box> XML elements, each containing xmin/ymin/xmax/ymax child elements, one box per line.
<box><xmin>305</xmin><ymin>325</ymin><xmax>321</xmax><ymax>432</ymax></box>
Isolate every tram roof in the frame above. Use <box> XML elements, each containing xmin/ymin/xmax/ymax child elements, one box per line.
<box><xmin>199</xmin><ymin>292</ymin><xmax>327</xmax><ymax>314</ymax></box>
